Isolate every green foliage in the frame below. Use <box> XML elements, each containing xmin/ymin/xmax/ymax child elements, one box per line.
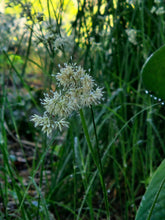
<box><xmin>142</xmin><ymin>45</ymin><xmax>165</xmax><ymax>100</ymax></box>
<box><xmin>137</xmin><ymin>39</ymin><xmax>165</xmax><ymax>220</ymax></box>
<box><xmin>1</xmin><ymin>0</ymin><xmax>165</xmax><ymax>219</ymax></box>
<box><xmin>136</xmin><ymin>159</ymin><xmax>165</xmax><ymax>220</ymax></box>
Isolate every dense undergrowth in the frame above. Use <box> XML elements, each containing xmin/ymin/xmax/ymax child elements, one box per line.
<box><xmin>0</xmin><ymin>0</ymin><xmax>165</xmax><ymax>219</ymax></box>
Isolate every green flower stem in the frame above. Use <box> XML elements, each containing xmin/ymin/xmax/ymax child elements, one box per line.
<box><xmin>79</xmin><ymin>108</ymin><xmax>110</xmax><ymax>219</ymax></box>
<box><xmin>22</xmin><ymin>23</ymin><xmax>33</xmax><ymax>77</ymax></box>
<box><xmin>90</xmin><ymin>106</ymin><xmax>103</xmax><ymax>171</ymax></box>
<box><xmin>79</xmin><ymin>109</ymin><xmax>98</xmax><ymax>165</ymax></box>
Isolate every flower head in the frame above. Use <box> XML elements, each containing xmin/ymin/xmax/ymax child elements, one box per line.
<box><xmin>31</xmin><ymin>63</ymin><xmax>103</xmax><ymax>137</ymax></box>
<box><xmin>125</xmin><ymin>28</ymin><xmax>137</xmax><ymax>45</ymax></box>
<box><xmin>31</xmin><ymin>113</ymin><xmax>69</xmax><ymax>136</ymax></box>
<box><xmin>31</xmin><ymin>113</ymin><xmax>54</xmax><ymax>137</ymax></box>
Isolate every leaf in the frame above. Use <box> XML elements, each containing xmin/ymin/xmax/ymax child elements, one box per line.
<box><xmin>135</xmin><ymin>159</ymin><xmax>165</xmax><ymax>220</ymax></box>
<box><xmin>142</xmin><ymin>45</ymin><xmax>165</xmax><ymax>100</ymax></box>
<box><xmin>8</xmin><ymin>54</ymin><xmax>24</xmax><ymax>65</ymax></box>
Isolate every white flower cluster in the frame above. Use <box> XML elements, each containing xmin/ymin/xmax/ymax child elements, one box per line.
<box><xmin>151</xmin><ymin>0</ymin><xmax>165</xmax><ymax>15</ymax></box>
<box><xmin>31</xmin><ymin>63</ymin><xmax>103</xmax><ymax>136</ymax></box>
<box><xmin>0</xmin><ymin>13</ymin><xmax>27</xmax><ymax>51</ymax></box>
<box><xmin>126</xmin><ymin>0</ymin><xmax>142</xmax><ymax>5</ymax></box>
<box><xmin>125</xmin><ymin>28</ymin><xmax>137</xmax><ymax>45</ymax></box>
<box><xmin>151</xmin><ymin>6</ymin><xmax>165</xmax><ymax>15</ymax></box>
<box><xmin>34</xmin><ymin>20</ymin><xmax>72</xmax><ymax>53</ymax></box>
<box><xmin>34</xmin><ymin>22</ymin><xmax>57</xmax><ymax>48</ymax></box>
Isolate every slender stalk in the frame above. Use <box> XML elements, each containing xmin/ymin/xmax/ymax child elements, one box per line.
<box><xmin>74</xmin><ymin>136</ymin><xmax>94</xmax><ymax>220</ymax></box>
<box><xmin>79</xmin><ymin>109</ymin><xmax>98</xmax><ymax>166</ymax></box>
<box><xmin>90</xmin><ymin>106</ymin><xmax>102</xmax><ymax>171</ymax></box>
<box><xmin>22</xmin><ymin>23</ymin><xmax>33</xmax><ymax>77</ymax></box>
<box><xmin>71</xmin><ymin>132</ymin><xmax>77</xmax><ymax>220</ymax></box>
<box><xmin>90</xmin><ymin>106</ymin><xmax>110</xmax><ymax>219</ymax></box>
<box><xmin>79</xmin><ymin>108</ymin><xmax>110</xmax><ymax>219</ymax></box>
<box><xmin>3</xmin><ymin>50</ymin><xmax>38</xmax><ymax>109</ymax></box>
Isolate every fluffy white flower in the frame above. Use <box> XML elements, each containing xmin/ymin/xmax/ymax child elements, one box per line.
<box><xmin>156</xmin><ymin>7</ymin><xmax>165</xmax><ymax>15</ymax></box>
<box><xmin>55</xmin><ymin>95</ymin><xmax>75</xmax><ymax>117</ymax></box>
<box><xmin>54</xmin><ymin>63</ymin><xmax>104</xmax><ymax>108</ymax></box>
<box><xmin>54</xmin><ymin>118</ymin><xmax>69</xmax><ymax>131</ymax></box>
<box><xmin>81</xmin><ymin>74</ymin><xmax>95</xmax><ymax>92</ymax></box>
<box><xmin>154</xmin><ymin>0</ymin><xmax>161</xmax><ymax>4</ymax></box>
<box><xmin>80</xmin><ymin>88</ymin><xmax>103</xmax><ymax>107</ymax></box>
<box><xmin>42</xmin><ymin>91</ymin><xmax>61</xmax><ymax>115</ymax></box>
<box><xmin>31</xmin><ymin>63</ymin><xmax>104</xmax><ymax>136</ymax></box>
<box><xmin>31</xmin><ymin>114</ymin><xmax>43</xmax><ymax>127</ymax></box>
<box><xmin>53</xmin><ymin>35</ymin><xmax>66</xmax><ymax>50</ymax></box>
<box><xmin>31</xmin><ymin>114</ymin><xmax>54</xmax><ymax>136</ymax></box>
<box><xmin>151</xmin><ymin>6</ymin><xmax>156</xmax><ymax>13</ymax></box>
<box><xmin>125</xmin><ymin>28</ymin><xmax>137</xmax><ymax>45</ymax></box>
<box><xmin>41</xmin><ymin>115</ymin><xmax>54</xmax><ymax>136</ymax></box>
<box><xmin>55</xmin><ymin>64</ymin><xmax>86</xmax><ymax>89</ymax></box>
<box><xmin>56</xmin><ymin>64</ymin><xmax>75</xmax><ymax>88</ymax></box>
<box><xmin>31</xmin><ymin>113</ymin><xmax>69</xmax><ymax>137</ymax></box>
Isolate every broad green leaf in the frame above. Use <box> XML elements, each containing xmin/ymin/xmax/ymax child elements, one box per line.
<box><xmin>135</xmin><ymin>159</ymin><xmax>165</xmax><ymax>220</ymax></box>
<box><xmin>142</xmin><ymin>45</ymin><xmax>165</xmax><ymax>100</ymax></box>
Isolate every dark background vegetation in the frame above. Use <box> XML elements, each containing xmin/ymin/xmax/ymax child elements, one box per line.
<box><xmin>1</xmin><ymin>0</ymin><xmax>165</xmax><ymax>219</ymax></box>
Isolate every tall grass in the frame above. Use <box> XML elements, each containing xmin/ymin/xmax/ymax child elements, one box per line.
<box><xmin>1</xmin><ymin>0</ymin><xmax>165</xmax><ymax>219</ymax></box>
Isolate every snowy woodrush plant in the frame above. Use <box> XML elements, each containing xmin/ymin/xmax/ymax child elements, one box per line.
<box><xmin>31</xmin><ymin>62</ymin><xmax>109</xmax><ymax>218</ymax></box>
<box><xmin>31</xmin><ymin>63</ymin><xmax>103</xmax><ymax>136</ymax></box>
